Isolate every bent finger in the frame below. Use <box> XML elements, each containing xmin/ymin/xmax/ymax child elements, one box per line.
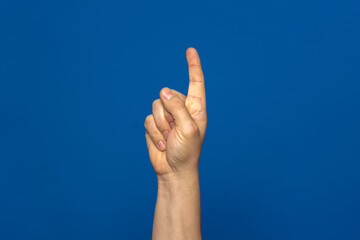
<box><xmin>144</xmin><ymin>114</ymin><xmax>166</xmax><ymax>151</ymax></box>
<box><xmin>152</xmin><ymin>99</ymin><xmax>172</xmax><ymax>140</ymax></box>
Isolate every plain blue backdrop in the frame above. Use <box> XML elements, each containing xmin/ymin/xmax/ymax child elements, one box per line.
<box><xmin>1</xmin><ymin>0</ymin><xmax>359</xmax><ymax>239</ymax></box>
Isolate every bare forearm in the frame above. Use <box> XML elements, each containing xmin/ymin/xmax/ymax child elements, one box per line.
<box><xmin>152</xmin><ymin>172</ymin><xmax>202</xmax><ymax>240</ymax></box>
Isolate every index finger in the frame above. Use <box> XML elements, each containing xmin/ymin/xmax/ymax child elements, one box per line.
<box><xmin>186</xmin><ymin>48</ymin><xmax>206</xmax><ymax>108</ymax></box>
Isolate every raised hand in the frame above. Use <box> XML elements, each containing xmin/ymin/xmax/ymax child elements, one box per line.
<box><xmin>144</xmin><ymin>47</ymin><xmax>207</xmax><ymax>179</ymax></box>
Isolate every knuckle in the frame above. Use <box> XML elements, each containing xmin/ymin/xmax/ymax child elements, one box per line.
<box><xmin>152</xmin><ymin>99</ymin><xmax>160</xmax><ymax>110</ymax></box>
<box><xmin>144</xmin><ymin>114</ymin><xmax>153</xmax><ymax>128</ymax></box>
<box><xmin>155</xmin><ymin>118</ymin><xmax>167</xmax><ymax>132</ymax></box>
<box><xmin>174</xmin><ymin>99</ymin><xmax>186</xmax><ymax>111</ymax></box>
<box><xmin>184</xmin><ymin>121</ymin><xmax>199</xmax><ymax>136</ymax></box>
<box><xmin>190</xmin><ymin>74</ymin><xmax>202</xmax><ymax>83</ymax></box>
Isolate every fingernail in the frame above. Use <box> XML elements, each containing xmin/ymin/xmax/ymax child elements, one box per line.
<box><xmin>162</xmin><ymin>88</ymin><xmax>174</xmax><ymax>100</ymax></box>
<box><xmin>158</xmin><ymin>140</ymin><xmax>166</xmax><ymax>151</ymax></box>
<box><xmin>163</xmin><ymin>130</ymin><xmax>170</xmax><ymax>140</ymax></box>
<box><xmin>170</xmin><ymin>122</ymin><xmax>176</xmax><ymax>129</ymax></box>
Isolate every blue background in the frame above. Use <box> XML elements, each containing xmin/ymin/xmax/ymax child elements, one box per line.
<box><xmin>1</xmin><ymin>0</ymin><xmax>359</xmax><ymax>239</ymax></box>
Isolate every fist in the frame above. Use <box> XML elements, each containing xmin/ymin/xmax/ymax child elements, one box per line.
<box><xmin>144</xmin><ymin>48</ymin><xmax>207</xmax><ymax>178</ymax></box>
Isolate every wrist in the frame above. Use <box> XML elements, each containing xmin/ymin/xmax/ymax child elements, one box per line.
<box><xmin>157</xmin><ymin>170</ymin><xmax>200</xmax><ymax>197</ymax></box>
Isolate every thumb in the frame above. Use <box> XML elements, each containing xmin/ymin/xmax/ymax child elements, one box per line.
<box><xmin>160</xmin><ymin>87</ymin><xmax>197</xmax><ymax>135</ymax></box>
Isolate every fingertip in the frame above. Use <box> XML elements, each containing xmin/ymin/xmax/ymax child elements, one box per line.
<box><xmin>186</xmin><ymin>47</ymin><xmax>201</xmax><ymax>66</ymax></box>
<box><xmin>157</xmin><ymin>140</ymin><xmax>166</xmax><ymax>151</ymax></box>
<box><xmin>164</xmin><ymin>111</ymin><xmax>174</xmax><ymax>123</ymax></box>
<box><xmin>186</xmin><ymin>47</ymin><xmax>196</xmax><ymax>54</ymax></box>
<box><xmin>163</xmin><ymin>130</ymin><xmax>170</xmax><ymax>140</ymax></box>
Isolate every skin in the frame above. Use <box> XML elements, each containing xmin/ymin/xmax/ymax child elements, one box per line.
<box><xmin>144</xmin><ymin>47</ymin><xmax>207</xmax><ymax>240</ymax></box>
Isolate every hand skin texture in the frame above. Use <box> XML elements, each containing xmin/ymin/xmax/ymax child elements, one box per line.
<box><xmin>144</xmin><ymin>47</ymin><xmax>207</xmax><ymax>240</ymax></box>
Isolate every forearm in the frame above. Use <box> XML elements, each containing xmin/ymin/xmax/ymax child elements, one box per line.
<box><xmin>152</xmin><ymin>171</ymin><xmax>202</xmax><ymax>240</ymax></box>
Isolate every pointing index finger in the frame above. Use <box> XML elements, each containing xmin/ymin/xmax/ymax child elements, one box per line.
<box><xmin>186</xmin><ymin>48</ymin><xmax>206</xmax><ymax>108</ymax></box>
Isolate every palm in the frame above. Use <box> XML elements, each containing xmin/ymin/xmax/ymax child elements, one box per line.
<box><xmin>149</xmin><ymin>98</ymin><xmax>206</xmax><ymax>175</ymax></box>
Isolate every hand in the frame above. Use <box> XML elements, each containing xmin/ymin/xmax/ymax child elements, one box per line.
<box><xmin>144</xmin><ymin>47</ymin><xmax>207</xmax><ymax>180</ymax></box>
